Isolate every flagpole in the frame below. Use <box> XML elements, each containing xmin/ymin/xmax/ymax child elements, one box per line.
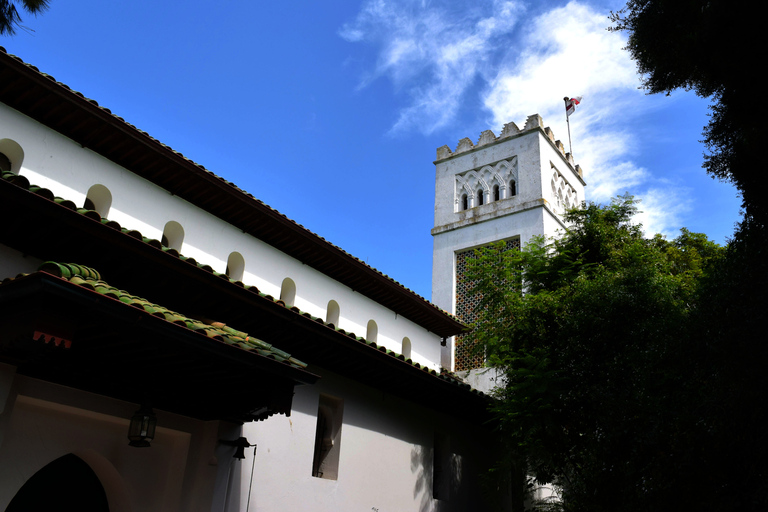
<box><xmin>563</xmin><ymin>96</ymin><xmax>573</xmax><ymax>159</ymax></box>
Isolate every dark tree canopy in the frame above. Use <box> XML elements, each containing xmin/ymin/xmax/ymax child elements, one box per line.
<box><xmin>466</xmin><ymin>196</ymin><xmax>740</xmax><ymax>511</ymax></box>
<box><xmin>610</xmin><ymin>0</ymin><xmax>765</xmax><ymax>224</ymax></box>
<box><xmin>0</xmin><ymin>0</ymin><xmax>50</xmax><ymax>35</ymax></box>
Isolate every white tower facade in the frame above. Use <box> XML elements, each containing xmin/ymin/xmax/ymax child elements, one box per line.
<box><xmin>431</xmin><ymin>114</ymin><xmax>586</xmax><ymax>373</ymax></box>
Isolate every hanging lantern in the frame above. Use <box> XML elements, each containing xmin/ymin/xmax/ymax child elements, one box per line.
<box><xmin>128</xmin><ymin>406</ymin><xmax>157</xmax><ymax>447</ymax></box>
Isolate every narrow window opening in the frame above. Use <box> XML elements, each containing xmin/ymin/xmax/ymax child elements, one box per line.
<box><xmin>402</xmin><ymin>337</ymin><xmax>412</xmax><ymax>359</ymax></box>
<box><xmin>493</xmin><ymin>184</ymin><xmax>499</xmax><ymax>202</ymax></box>
<box><xmin>312</xmin><ymin>395</ymin><xmax>344</xmax><ymax>480</ymax></box>
<box><xmin>326</xmin><ymin>300</ymin><xmax>340</xmax><ymax>328</ymax></box>
<box><xmin>226</xmin><ymin>252</ymin><xmax>245</xmax><ymax>281</ymax></box>
<box><xmin>461</xmin><ymin>193</ymin><xmax>468</xmax><ymax>211</ymax></box>
<box><xmin>161</xmin><ymin>221</ymin><xmax>184</xmax><ymax>251</ymax></box>
<box><xmin>477</xmin><ymin>189</ymin><xmax>484</xmax><ymax>206</ymax></box>
<box><xmin>510</xmin><ymin>180</ymin><xmax>517</xmax><ymax>197</ymax></box>
<box><xmin>280</xmin><ymin>278</ymin><xmax>296</xmax><ymax>307</ymax></box>
<box><xmin>366</xmin><ymin>320</ymin><xmax>378</xmax><ymax>343</ymax></box>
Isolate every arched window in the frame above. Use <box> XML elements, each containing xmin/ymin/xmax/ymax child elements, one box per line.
<box><xmin>509</xmin><ymin>180</ymin><xmax>517</xmax><ymax>197</ymax></box>
<box><xmin>280</xmin><ymin>278</ymin><xmax>296</xmax><ymax>307</ymax></box>
<box><xmin>225</xmin><ymin>252</ymin><xmax>245</xmax><ymax>281</ymax></box>
<box><xmin>477</xmin><ymin>189</ymin><xmax>484</xmax><ymax>206</ymax></box>
<box><xmin>402</xmin><ymin>337</ymin><xmax>412</xmax><ymax>359</ymax></box>
<box><xmin>161</xmin><ymin>221</ymin><xmax>184</xmax><ymax>251</ymax></box>
<box><xmin>326</xmin><ymin>300</ymin><xmax>340</xmax><ymax>327</ymax></box>
<box><xmin>461</xmin><ymin>193</ymin><xmax>468</xmax><ymax>211</ymax></box>
<box><xmin>0</xmin><ymin>138</ymin><xmax>24</xmax><ymax>174</ymax></box>
<box><xmin>83</xmin><ymin>184</ymin><xmax>112</xmax><ymax>217</ymax></box>
<box><xmin>366</xmin><ymin>320</ymin><xmax>378</xmax><ymax>343</ymax></box>
<box><xmin>493</xmin><ymin>184</ymin><xmax>500</xmax><ymax>202</ymax></box>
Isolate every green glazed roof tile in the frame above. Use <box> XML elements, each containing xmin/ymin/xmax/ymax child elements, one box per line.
<box><xmin>35</xmin><ymin>261</ymin><xmax>308</xmax><ymax>370</ymax></box>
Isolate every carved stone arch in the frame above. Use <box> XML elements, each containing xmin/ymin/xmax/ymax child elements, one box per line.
<box><xmin>455</xmin><ymin>173</ymin><xmax>469</xmax><ymax>190</ymax></box>
<box><xmin>464</xmin><ymin>169</ymin><xmax>481</xmax><ymax>188</ymax></box>
<box><xmin>493</xmin><ymin>159</ymin><xmax>512</xmax><ymax>178</ymax></box>
<box><xmin>476</xmin><ymin>177</ymin><xmax>490</xmax><ymax>194</ymax></box>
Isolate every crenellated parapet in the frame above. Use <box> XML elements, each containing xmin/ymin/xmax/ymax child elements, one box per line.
<box><xmin>436</xmin><ymin>114</ymin><xmax>582</xmax><ymax>175</ymax></box>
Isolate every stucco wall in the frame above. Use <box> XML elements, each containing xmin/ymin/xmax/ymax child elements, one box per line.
<box><xmin>241</xmin><ymin>370</ymin><xmax>500</xmax><ymax>512</ymax></box>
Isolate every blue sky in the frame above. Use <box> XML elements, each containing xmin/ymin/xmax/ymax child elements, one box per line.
<box><xmin>3</xmin><ymin>0</ymin><xmax>742</xmax><ymax>300</ymax></box>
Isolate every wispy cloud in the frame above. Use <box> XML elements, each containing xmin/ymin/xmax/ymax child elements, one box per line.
<box><xmin>339</xmin><ymin>0</ymin><xmax>525</xmax><ymax>134</ymax></box>
<box><xmin>341</xmin><ymin>0</ymin><xmax>692</xmax><ymax>237</ymax></box>
<box><xmin>633</xmin><ymin>188</ymin><xmax>692</xmax><ymax>238</ymax></box>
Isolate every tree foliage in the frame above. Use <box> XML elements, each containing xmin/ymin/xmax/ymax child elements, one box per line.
<box><xmin>466</xmin><ymin>196</ymin><xmax>733</xmax><ymax>511</ymax></box>
<box><xmin>610</xmin><ymin>0</ymin><xmax>765</xmax><ymax>224</ymax></box>
<box><xmin>0</xmin><ymin>0</ymin><xmax>50</xmax><ymax>35</ymax></box>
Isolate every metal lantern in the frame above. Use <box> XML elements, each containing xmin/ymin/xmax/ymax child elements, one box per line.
<box><xmin>128</xmin><ymin>406</ymin><xmax>157</xmax><ymax>447</ymax></box>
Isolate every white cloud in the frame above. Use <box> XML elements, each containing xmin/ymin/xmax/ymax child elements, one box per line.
<box><xmin>339</xmin><ymin>0</ymin><xmax>525</xmax><ymax>133</ymax></box>
<box><xmin>632</xmin><ymin>188</ymin><xmax>692</xmax><ymax>238</ymax></box>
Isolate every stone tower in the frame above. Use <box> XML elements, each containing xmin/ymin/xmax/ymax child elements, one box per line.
<box><xmin>431</xmin><ymin>114</ymin><xmax>586</xmax><ymax>373</ymax></box>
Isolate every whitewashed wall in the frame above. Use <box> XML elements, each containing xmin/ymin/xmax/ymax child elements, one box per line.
<box><xmin>239</xmin><ymin>371</ymin><xmax>498</xmax><ymax>512</ymax></box>
<box><xmin>0</xmin><ymin>103</ymin><xmax>443</xmax><ymax>370</ymax></box>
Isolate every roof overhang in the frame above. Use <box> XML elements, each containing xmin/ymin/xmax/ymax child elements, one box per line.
<box><xmin>0</xmin><ymin>272</ymin><xmax>319</xmax><ymax>423</ymax></box>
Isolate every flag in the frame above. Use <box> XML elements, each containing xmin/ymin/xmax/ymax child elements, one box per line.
<box><xmin>565</xmin><ymin>96</ymin><xmax>582</xmax><ymax>117</ymax></box>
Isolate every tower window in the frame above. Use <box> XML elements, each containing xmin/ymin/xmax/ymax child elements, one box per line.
<box><xmin>477</xmin><ymin>189</ymin><xmax>484</xmax><ymax>206</ymax></box>
<box><xmin>461</xmin><ymin>193</ymin><xmax>468</xmax><ymax>211</ymax></box>
<box><xmin>493</xmin><ymin>184</ymin><xmax>500</xmax><ymax>202</ymax></box>
<box><xmin>509</xmin><ymin>180</ymin><xmax>517</xmax><ymax>197</ymax></box>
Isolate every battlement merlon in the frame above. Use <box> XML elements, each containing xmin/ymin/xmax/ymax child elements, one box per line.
<box><xmin>435</xmin><ymin>114</ymin><xmax>585</xmax><ymax>183</ymax></box>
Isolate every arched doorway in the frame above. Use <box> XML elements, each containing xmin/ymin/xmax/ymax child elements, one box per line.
<box><xmin>5</xmin><ymin>453</ymin><xmax>109</xmax><ymax>511</ymax></box>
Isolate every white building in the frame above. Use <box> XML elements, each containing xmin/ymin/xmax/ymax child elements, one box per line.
<box><xmin>431</xmin><ymin>118</ymin><xmax>586</xmax><ymax>382</ymax></box>
<box><xmin>0</xmin><ymin>49</ymin><xmax>504</xmax><ymax>511</ymax></box>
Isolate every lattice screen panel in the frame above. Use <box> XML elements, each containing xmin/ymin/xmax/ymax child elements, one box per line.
<box><xmin>454</xmin><ymin>238</ymin><xmax>520</xmax><ymax>371</ymax></box>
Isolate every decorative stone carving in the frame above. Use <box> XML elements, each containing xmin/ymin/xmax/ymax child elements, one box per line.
<box><xmin>454</xmin><ymin>158</ymin><xmax>519</xmax><ymax>211</ymax></box>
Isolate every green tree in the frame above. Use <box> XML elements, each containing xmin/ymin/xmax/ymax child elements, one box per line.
<box><xmin>0</xmin><ymin>0</ymin><xmax>50</xmax><ymax>35</ymax></box>
<box><xmin>467</xmin><ymin>196</ymin><xmax>725</xmax><ymax>511</ymax></box>
<box><xmin>610</xmin><ymin>0</ymin><xmax>764</xmax><ymax>224</ymax></box>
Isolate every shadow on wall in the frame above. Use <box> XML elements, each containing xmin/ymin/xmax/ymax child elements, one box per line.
<box><xmin>412</xmin><ymin>443</ymin><xmax>463</xmax><ymax>512</ymax></box>
<box><xmin>411</xmin><ymin>444</ymin><xmax>436</xmax><ymax>512</ymax></box>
